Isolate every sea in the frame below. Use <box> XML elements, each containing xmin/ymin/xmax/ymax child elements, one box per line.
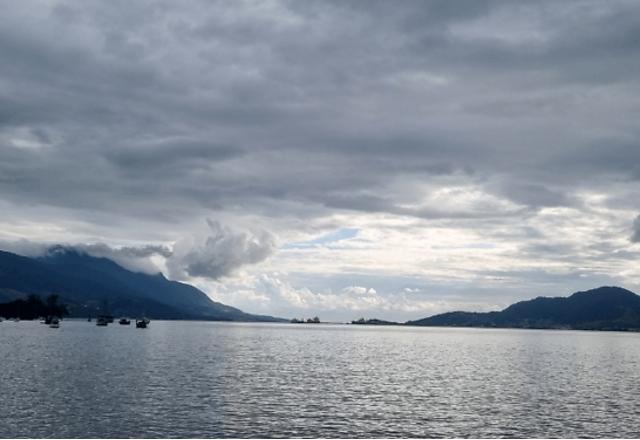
<box><xmin>1</xmin><ymin>320</ymin><xmax>639</xmax><ymax>438</ymax></box>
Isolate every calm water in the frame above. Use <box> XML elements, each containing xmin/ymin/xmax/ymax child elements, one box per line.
<box><xmin>1</xmin><ymin>320</ymin><xmax>640</xmax><ymax>438</ymax></box>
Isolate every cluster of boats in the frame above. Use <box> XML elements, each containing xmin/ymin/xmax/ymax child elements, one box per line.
<box><xmin>90</xmin><ymin>315</ymin><xmax>150</xmax><ymax>328</ymax></box>
<box><xmin>1</xmin><ymin>315</ymin><xmax>150</xmax><ymax>329</ymax></box>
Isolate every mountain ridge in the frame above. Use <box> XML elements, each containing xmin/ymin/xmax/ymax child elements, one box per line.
<box><xmin>406</xmin><ymin>286</ymin><xmax>640</xmax><ymax>331</ymax></box>
<box><xmin>0</xmin><ymin>247</ymin><xmax>283</xmax><ymax>322</ymax></box>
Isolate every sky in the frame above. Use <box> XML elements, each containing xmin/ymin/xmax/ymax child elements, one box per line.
<box><xmin>1</xmin><ymin>0</ymin><xmax>640</xmax><ymax>321</ymax></box>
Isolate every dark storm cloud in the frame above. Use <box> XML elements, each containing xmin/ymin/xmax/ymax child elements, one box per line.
<box><xmin>0</xmin><ymin>1</ymin><xmax>639</xmax><ymax>234</ymax></box>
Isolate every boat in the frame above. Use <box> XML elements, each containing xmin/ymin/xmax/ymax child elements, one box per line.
<box><xmin>49</xmin><ymin>317</ymin><xmax>60</xmax><ymax>328</ymax></box>
<box><xmin>135</xmin><ymin>318</ymin><xmax>149</xmax><ymax>329</ymax></box>
<box><xmin>96</xmin><ymin>316</ymin><xmax>109</xmax><ymax>326</ymax></box>
<box><xmin>119</xmin><ymin>318</ymin><xmax>131</xmax><ymax>325</ymax></box>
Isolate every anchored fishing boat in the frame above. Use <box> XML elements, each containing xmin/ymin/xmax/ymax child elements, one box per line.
<box><xmin>135</xmin><ymin>318</ymin><xmax>150</xmax><ymax>328</ymax></box>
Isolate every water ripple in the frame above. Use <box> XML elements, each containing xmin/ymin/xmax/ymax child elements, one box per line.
<box><xmin>1</xmin><ymin>321</ymin><xmax>640</xmax><ymax>438</ymax></box>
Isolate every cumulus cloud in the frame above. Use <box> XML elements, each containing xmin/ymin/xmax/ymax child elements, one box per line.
<box><xmin>342</xmin><ymin>286</ymin><xmax>377</xmax><ymax>296</ymax></box>
<box><xmin>255</xmin><ymin>275</ymin><xmax>406</xmax><ymax>314</ymax></box>
<box><xmin>167</xmin><ymin>219</ymin><xmax>276</xmax><ymax>280</ymax></box>
<box><xmin>200</xmin><ymin>273</ymin><xmax>505</xmax><ymax>322</ymax></box>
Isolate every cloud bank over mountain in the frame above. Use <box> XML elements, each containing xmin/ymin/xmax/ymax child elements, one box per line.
<box><xmin>0</xmin><ymin>220</ymin><xmax>275</xmax><ymax>281</ymax></box>
<box><xmin>1</xmin><ymin>1</ymin><xmax>640</xmax><ymax>320</ymax></box>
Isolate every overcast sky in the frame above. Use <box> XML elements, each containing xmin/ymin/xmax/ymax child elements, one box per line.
<box><xmin>2</xmin><ymin>0</ymin><xmax>640</xmax><ymax>321</ymax></box>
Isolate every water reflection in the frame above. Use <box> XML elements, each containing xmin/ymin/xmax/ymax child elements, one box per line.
<box><xmin>1</xmin><ymin>321</ymin><xmax>639</xmax><ymax>438</ymax></box>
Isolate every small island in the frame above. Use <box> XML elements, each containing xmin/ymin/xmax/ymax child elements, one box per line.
<box><xmin>290</xmin><ymin>316</ymin><xmax>321</xmax><ymax>324</ymax></box>
<box><xmin>351</xmin><ymin>318</ymin><xmax>400</xmax><ymax>325</ymax></box>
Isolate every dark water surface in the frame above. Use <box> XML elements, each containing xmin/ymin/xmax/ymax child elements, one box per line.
<box><xmin>1</xmin><ymin>320</ymin><xmax>640</xmax><ymax>438</ymax></box>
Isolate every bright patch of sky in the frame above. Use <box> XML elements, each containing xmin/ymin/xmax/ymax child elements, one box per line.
<box><xmin>282</xmin><ymin>228</ymin><xmax>359</xmax><ymax>249</ymax></box>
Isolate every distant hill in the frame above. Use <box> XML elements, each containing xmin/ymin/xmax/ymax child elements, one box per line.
<box><xmin>0</xmin><ymin>247</ymin><xmax>283</xmax><ymax>322</ymax></box>
<box><xmin>406</xmin><ymin>287</ymin><xmax>640</xmax><ymax>331</ymax></box>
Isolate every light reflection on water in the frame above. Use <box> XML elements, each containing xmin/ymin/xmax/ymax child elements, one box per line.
<box><xmin>1</xmin><ymin>320</ymin><xmax>640</xmax><ymax>438</ymax></box>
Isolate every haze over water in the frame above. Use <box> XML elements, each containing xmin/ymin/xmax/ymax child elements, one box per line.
<box><xmin>1</xmin><ymin>321</ymin><xmax>639</xmax><ymax>438</ymax></box>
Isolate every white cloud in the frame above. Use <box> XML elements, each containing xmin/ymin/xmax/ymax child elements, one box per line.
<box><xmin>196</xmin><ymin>272</ymin><xmax>506</xmax><ymax>322</ymax></box>
<box><xmin>342</xmin><ymin>286</ymin><xmax>377</xmax><ymax>296</ymax></box>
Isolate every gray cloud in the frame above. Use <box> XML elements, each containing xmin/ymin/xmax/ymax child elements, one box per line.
<box><xmin>0</xmin><ymin>0</ymin><xmax>638</xmax><ymax>224</ymax></box>
<box><xmin>167</xmin><ymin>220</ymin><xmax>276</xmax><ymax>280</ymax></box>
<box><xmin>1</xmin><ymin>1</ymin><xmax>640</xmax><ymax>319</ymax></box>
<box><xmin>631</xmin><ymin>215</ymin><xmax>640</xmax><ymax>243</ymax></box>
<box><xmin>0</xmin><ymin>239</ymin><xmax>171</xmax><ymax>274</ymax></box>
<box><xmin>74</xmin><ymin>243</ymin><xmax>172</xmax><ymax>274</ymax></box>
<box><xmin>0</xmin><ymin>223</ymin><xmax>275</xmax><ymax>279</ymax></box>
<box><xmin>0</xmin><ymin>239</ymin><xmax>52</xmax><ymax>258</ymax></box>
<box><xmin>490</xmin><ymin>182</ymin><xmax>573</xmax><ymax>208</ymax></box>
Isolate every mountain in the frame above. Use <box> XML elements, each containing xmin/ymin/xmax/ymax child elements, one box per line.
<box><xmin>0</xmin><ymin>247</ymin><xmax>283</xmax><ymax>321</ymax></box>
<box><xmin>406</xmin><ymin>286</ymin><xmax>640</xmax><ymax>331</ymax></box>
